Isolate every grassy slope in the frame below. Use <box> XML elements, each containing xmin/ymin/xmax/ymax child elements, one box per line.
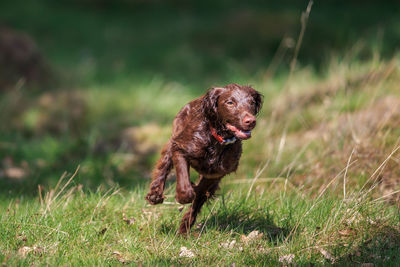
<box><xmin>1</xmin><ymin>1</ymin><xmax>400</xmax><ymax>266</ymax></box>
<box><xmin>1</xmin><ymin>56</ymin><xmax>400</xmax><ymax>266</ymax></box>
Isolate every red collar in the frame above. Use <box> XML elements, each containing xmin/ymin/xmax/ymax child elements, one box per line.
<box><xmin>209</xmin><ymin>123</ymin><xmax>237</xmax><ymax>145</ymax></box>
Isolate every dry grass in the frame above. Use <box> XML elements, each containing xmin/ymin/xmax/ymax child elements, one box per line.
<box><xmin>236</xmin><ymin>57</ymin><xmax>400</xmax><ymax>205</ymax></box>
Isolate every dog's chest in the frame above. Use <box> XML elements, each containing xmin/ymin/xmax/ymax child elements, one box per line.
<box><xmin>190</xmin><ymin>142</ymin><xmax>242</xmax><ymax>179</ymax></box>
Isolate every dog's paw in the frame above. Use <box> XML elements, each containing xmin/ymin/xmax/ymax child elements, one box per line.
<box><xmin>179</xmin><ymin>210</ymin><xmax>194</xmax><ymax>234</ymax></box>
<box><xmin>179</xmin><ymin>222</ymin><xmax>190</xmax><ymax>235</ymax></box>
<box><xmin>175</xmin><ymin>186</ymin><xmax>195</xmax><ymax>204</ymax></box>
<box><xmin>145</xmin><ymin>191</ymin><xmax>164</xmax><ymax>205</ymax></box>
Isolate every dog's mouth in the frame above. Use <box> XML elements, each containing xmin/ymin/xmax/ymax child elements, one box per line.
<box><xmin>226</xmin><ymin>123</ymin><xmax>252</xmax><ymax>140</ymax></box>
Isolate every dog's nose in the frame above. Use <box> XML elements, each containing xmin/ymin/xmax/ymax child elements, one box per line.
<box><xmin>243</xmin><ymin>114</ymin><xmax>256</xmax><ymax>127</ymax></box>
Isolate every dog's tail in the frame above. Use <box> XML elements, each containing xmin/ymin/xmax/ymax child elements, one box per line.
<box><xmin>146</xmin><ymin>141</ymin><xmax>173</xmax><ymax>205</ymax></box>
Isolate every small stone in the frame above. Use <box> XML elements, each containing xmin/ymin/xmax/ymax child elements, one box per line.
<box><xmin>240</xmin><ymin>230</ymin><xmax>263</xmax><ymax>243</ymax></box>
<box><xmin>279</xmin><ymin>254</ymin><xmax>295</xmax><ymax>264</ymax></box>
<box><xmin>179</xmin><ymin>246</ymin><xmax>195</xmax><ymax>258</ymax></box>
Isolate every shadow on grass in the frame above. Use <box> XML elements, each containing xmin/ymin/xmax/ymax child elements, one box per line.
<box><xmin>157</xmin><ymin>195</ymin><xmax>291</xmax><ymax>243</ymax></box>
<box><xmin>336</xmin><ymin>224</ymin><xmax>400</xmax><ymax>265</ymax></box>
<box><xmin>205</xmin><ymin>206</ymin><xmax>290</xmax><ymax>243</ymax></box>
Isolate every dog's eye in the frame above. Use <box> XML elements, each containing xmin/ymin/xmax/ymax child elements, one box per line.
<box><xmin>226</xmin><ymin>100</ymin><xmax>234</xmax><ymax>105</ymax></box>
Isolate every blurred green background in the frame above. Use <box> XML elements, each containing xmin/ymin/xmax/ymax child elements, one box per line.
<box><xmin>0</xmin><ymin>0</ymin><xmax>399</xmax><ymax>197</ymax></box>
<box><xmin>2</xmin><ymin>0</ymin><xmax>399</xmax><ymax>87</ymax></box>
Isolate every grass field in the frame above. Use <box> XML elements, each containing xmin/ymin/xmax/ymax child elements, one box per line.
<box><xmin>1</xmin><ymin>0</ymin><xmax>400</xmax><ymax>265</ymax></box>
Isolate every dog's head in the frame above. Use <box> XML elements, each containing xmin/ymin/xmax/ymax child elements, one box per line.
<box><xmin>202</xmin><ymin>83</ymin><xmax>263</xmax><ymax>140</ymax></box>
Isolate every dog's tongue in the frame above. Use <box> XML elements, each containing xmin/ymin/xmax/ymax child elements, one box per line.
<box><xmin>226</xmin><ymin>124</ymin><xmax>252</xmax><ymax>140</ymax></box>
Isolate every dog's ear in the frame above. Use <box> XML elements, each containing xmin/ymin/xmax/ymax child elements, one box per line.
<box><xmin>202</xmin><ymin>87</ymin><xmax>225</xmax><ymax>122</ymax></box>
<box><xmin>252</xmin><ymin>90</ymin><xmax>263</xmax><ymax>115</ymax></box>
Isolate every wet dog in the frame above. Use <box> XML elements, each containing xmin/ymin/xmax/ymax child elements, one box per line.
<box><xmin>145</xmin><ymin>83</ymin><xmax>263</xmax><ymax>233</ymax></box>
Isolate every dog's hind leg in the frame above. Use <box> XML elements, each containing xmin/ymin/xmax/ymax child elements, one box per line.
<box><xmin>145</xmin><ymin>141</ymin><xmax>173</xmax><ymax>205</ymax></box>
<box><xmin>179</xmin><ymin>176</ymin><xmax>221</xmax><ymax>234</ymax></box>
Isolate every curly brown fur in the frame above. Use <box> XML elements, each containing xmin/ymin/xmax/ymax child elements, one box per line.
<box><xmin>145</xmin><ymin>83</ymin><xmax>263</xmax><ymax>233</ymax></box>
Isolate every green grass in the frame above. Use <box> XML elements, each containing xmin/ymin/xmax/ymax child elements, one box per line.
<box><xmin>1</xmin><ymin>181</ymin><xmax>399</xmax><ymax>265</ymax></box>
<box><xmin>1</xmin><ymin>0</ymin><xmax>400</xmax><ymax>265</ymax></box>
<box><xmin>1</xmin><ymin>54</ymin><xmax>400</xmax><ymax>265</ymax></box>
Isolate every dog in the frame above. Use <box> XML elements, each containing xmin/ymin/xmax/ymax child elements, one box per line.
<box><xmin>145</xmin><ymin>83</ymin><xmax>263</xmax><ymax>233</ymax></box>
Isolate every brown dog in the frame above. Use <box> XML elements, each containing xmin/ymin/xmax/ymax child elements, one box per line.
<box><xmin>145</xmin><ymin>83</ymin><xmax>263</xmax><ymax>233</ymax></box>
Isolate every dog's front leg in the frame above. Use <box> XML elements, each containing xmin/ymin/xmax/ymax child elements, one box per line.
<box><xmin>172</xmin><ymin>151</ymin><xmax>195</xmax><ymax>204</ymax></box>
